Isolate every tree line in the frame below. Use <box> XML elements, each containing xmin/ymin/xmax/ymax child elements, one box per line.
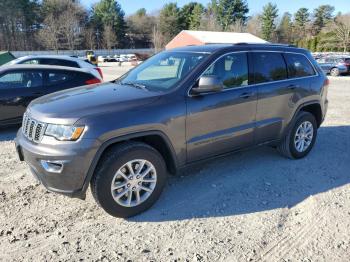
<box><xmin>1</xmin><ymin>0</ymin><xmax>349</xmax><ymax>52</ymax></box>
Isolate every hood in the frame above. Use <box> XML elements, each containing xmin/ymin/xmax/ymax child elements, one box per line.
<box><xmin>27</xmin><ymin>82</ymin><xmax>160</xmax><ymax>125</ymax></box>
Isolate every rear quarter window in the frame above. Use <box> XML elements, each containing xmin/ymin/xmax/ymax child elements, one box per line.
<box><xmin>284</xmin><ymin>53</ymin><xmax>316</xmax><ymax>78</ymax></box>
<box><xmin>252</xmin><ymin>52</ymin><xmax>288</xmax><ymax>84</ymax></box>
<box><xmin>45</xmin><ymin>70</ymin><xmax>76</xmax><ymax>86</ymax></box>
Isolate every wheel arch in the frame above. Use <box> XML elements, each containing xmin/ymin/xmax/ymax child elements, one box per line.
<box><xmin>281</xmin><ymin>101</ymin><xmax>323</xmax><ymax>140</ymax></box>
<box><xmin>80</xmin><ymin>131</ymin><xmax>178</xmax><ymax>195</ymax></box>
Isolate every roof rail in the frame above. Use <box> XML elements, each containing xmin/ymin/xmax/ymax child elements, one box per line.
<box><xmin>232</xmin><ymin>42</ymin><xmax>298</xmax><ymax>48</ymax></box>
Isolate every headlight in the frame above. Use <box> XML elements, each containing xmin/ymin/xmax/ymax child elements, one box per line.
<box><xmin>45</xmin><ymin>124</ymin><xmax>85</xmax><ymax>141</ymax></box>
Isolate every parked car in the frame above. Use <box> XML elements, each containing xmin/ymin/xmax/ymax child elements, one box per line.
<box><xmin>5</xmin><ymin>55</ymin><xmax>103</xmax><ymax>80</ymax></box>
<box><xmin>15</xmin><ymin>44</ymin><xmax>328</xmax><ymax>218</ymax></box>
<box><xmin>119</xmin><ymin>55</ymin><xmax>128</xmax><ymax>62</ymax></box>
<box><xmin>113</xmin><ymin>55</ymin><xmax>120</xmax><ymax>61</ymax></box>
<box><xmin>317</xmin><ymin>56</ymin><xmax>350</xmax><ymax>76</ymax></box>
<box><xmin>0</xmin><ymin>65</ymin><xmax>101</xmax><ymax>126</ymax></box>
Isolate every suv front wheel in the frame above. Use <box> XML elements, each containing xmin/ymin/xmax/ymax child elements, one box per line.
<box><xmin>91</xmin><ymin>142</ymin><xmax>167</xmax><ymax>218</ymax></box>
<box><xmin>278</xmin><ymin>111</ymin><xmax>318</xmax><ymax>159</ymax></box>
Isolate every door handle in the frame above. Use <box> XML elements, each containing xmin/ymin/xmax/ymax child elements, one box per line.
<box><xmin>239</xmin><ymin>92</ymin><xmax>254</xmax><ymax>99</ymax></box>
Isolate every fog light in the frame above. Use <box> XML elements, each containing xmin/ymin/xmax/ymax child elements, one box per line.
<box><xmin>40</xmin><ymin>160</ymin><xmax>65</xmax><ymax>173</ymax></box>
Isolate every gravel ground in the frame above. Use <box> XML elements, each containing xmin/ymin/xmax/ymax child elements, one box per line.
<box><xmin>0</xmin><ymin>68</ymin><xmax>349</xmax><ymax>261</ymax></box>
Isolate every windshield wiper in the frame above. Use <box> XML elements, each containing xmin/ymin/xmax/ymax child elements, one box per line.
<box><xmin>122</xmin><ymin>82</ymin><xmax>147</xmax><ymax>90</ymax></box>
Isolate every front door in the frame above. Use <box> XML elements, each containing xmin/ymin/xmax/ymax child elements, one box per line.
<box><xmin>186</xmin><ymin>52</ymin><xmax>257</xmax><ymax>162</ymax></box>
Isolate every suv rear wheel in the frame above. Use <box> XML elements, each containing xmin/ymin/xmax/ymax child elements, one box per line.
<box><xmin>91</xmin><ymin>142</ymin><xmax>167</xmax><ymax>218</ymax></box>
<box><xmin>278</xmin><ymin>111</ymin><xmax>317</xmax><ymax>159</ymax></box>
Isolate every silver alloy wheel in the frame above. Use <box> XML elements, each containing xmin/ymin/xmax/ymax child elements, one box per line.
<box><xmin>294</xmin><ymin>121</ymin><xmax>314</xmax><ymax>153</ymax></box>
<box><xmin>111</xmin><ymin>159</ymin><xmax>157</xmax><ymax>207</ymax></box>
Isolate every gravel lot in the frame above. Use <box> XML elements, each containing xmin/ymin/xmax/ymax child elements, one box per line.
<box><xmin>0</xmin><ymin>65</ymin><xmax>349</xmax><ymax>261</ymax></box>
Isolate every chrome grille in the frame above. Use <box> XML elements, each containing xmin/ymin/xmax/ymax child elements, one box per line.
<box><xmin>22</xmin><ymin>113</ymin><xmax>47</xmax><ymax>143</ymax></box>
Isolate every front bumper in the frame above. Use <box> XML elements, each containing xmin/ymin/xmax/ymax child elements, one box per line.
<box><xmin>15</xmin><ymin>129</ymin><xmax>101</xmax><ymax>199</ymax></box>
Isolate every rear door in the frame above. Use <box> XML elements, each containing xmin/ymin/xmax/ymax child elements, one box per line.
<box><xmin>254</xmin><ymin>51</ymin><xmax>317</xmax><ymax>144</ymax></box>
<box><xmin>0</xmin><ymin>70</ymin><xmax>44</xmax><ymax>122</ymax></box>
<box><xmin>42</xmin><ymin>69</ymin><xmax>91</xmax><ymax>94</ymax></box>
<box><xmin>252</xmin><ymin>51</ymin><xmax>292</xmax><ymax>143</ymax></box>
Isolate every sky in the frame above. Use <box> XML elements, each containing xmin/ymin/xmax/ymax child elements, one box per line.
<box><xmin>81</xmin><ymin>0</ymin><xmax>349</xmax><ymax>16</ymax></box>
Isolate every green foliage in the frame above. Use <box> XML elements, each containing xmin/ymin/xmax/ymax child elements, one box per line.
<box><xmin>136</xmin><ymin>8</ymin><xmax>146</xmax><ymax>17</ymax></box>
<box><xmin>213</xmin><ymin>0</ymin><xmax>249</xmax><ymax>31</ymax></box>
<box><xmin>180</xmin><ymin>2</ymin><xmax>204</xmax><ymax>30</ymax></box>
<box><xmin>159</xmin><ymin>3</ymin><xmax>183</xmax><ymax>44</ymax></box>
<box><xmin>189</xmin><ymin>4</ymin><xmax>205</xmax><ymax>30</ymax></box>
<box><xmin>261</xmin><ymin>2</ymin><xmax>278</xmax><ymax>41</ymax></box>
<box><xmin>91</xmin><ymin>0</ymin><xmax>126</xmax><ymax>47</ymax></box>
<box><xmin>313</xmin><ymin>5</ymin><xmax>335</xmax><ymax>34</ymax></box>
<box><xmin>277</xmin><ymin>12</ymin><xmax>292</xmax><ymax>43</ymax></box>
<box><xmin>294</xmin><ymin>8</ymin><xmax>310</xmax><ymax>28</ymax></box>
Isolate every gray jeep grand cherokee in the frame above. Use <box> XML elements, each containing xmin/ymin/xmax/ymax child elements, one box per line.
<box><xmin>15</xmin><ymin>44</ymin><xmax>328</xmax><ymax>217</ymax></box>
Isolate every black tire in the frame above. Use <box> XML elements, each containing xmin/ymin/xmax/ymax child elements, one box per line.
<box><xmin>278</xmin><ymin>111</ymin><xmax>317</xmax><ymax>159</ymax></box>
<box><xmin>330</xmin><ymin>67</ymin><xmax>340</xmax><ymax>77</ymax></box>
<box><xmin>91</xmin><ymin>141</ymin><xmax>167</xmax><ymax>218</ymax></box>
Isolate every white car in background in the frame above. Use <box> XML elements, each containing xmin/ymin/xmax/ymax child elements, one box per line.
<box><xmin>6</xmin><ymin>55</ymin><xmax>103</xmax><ymax>80</ymax></box>
<box><xmin>119</xmin><ymin>55</ymin><xmax>128</xmax><ymax>62</ymax></box>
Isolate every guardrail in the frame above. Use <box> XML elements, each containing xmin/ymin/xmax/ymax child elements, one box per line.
<box><xmin>12</xmin><ymin>48</ymin><xmax>155</xmax><ymax>58</ymax></box>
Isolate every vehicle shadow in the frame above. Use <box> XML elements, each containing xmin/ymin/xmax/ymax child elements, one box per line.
<box><xmin>131</xmin><ymin>125</ymin><xmax>350</xmax><ymax>222</ymax></box>
<box><xmin>0</xmin><ymin>126</ymin><xmax>19</xmax><ymax>142</ymax></box>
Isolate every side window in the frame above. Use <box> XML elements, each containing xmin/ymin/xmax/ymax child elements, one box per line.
<box><xmin>22</xmin><ymin>59</ymin><xmax>39</xmax><ymax>65</ymax></box>
<box><xmin>40</xmin><ymin>59</ymin><xmax>79</xmax><ymax>68</ymax></box>
<box><xmin>252</xmin><ymin>52</ymin><xmax>287</xmax><ymax>84</ymax></box>
<box><xmin>46</xmin><ymin>70</ymin><xmax>76</xmax><ymax>86</ymax></box>
<box><xmin>0</xmin><ymin>71</ymin><xmax>43</xmax><ymax>89</ymax></box>
<box><xmin>203</xmin><ymin>53</ymin><xmax>248</xmax><ymax>89</ymax></box>
<box><xmin>284</xmin><ymin>53</ymin><xmax>316</xmax><ymax>78</ymax></box>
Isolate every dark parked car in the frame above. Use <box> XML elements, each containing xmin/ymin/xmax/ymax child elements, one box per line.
<box><xmin>15</xmin><ymin>44</ymin><xmax>328</xmax><ymax>218</ymax></box>
<box><xmin>0</xmin><ymin>65</ymin><xmax>101</xmax><ymax>126</ymax></box>
<box><xmin>317</xmin><ymin>56</ymin><xmax>350</xmax><ymax>76</ymax></box>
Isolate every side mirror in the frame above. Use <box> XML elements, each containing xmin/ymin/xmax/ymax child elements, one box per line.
<box><xmin>191</xmin><ymin>76</ymin><xmax>223</xmax><ymax>94</ymax></box>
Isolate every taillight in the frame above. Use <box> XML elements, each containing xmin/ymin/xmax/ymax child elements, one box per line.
<box><xmin>85</xmin><ymin>78</ymin><xmax>101</xmax><ymax>85</ymax></box>
<box><xmin>95</xmin><ymin>67</ymin><xmax>103</xmax><ymax>79</ymax></box>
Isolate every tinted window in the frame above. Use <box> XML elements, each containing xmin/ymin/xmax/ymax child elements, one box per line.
<box><xmin>203</xmin><ymin>53</ymin><xmax>248</xmax><ymax>89</ymax></box>
<box><xmin>252</xmin><ymin>52</ymin><xmax>287</xmax><ymax>83</ymax></box>
<box><xmin>284</xmin><ymin>53</ymin><xmax>316</xmax><ymax>78</ymax></box>
<box><xmin>46</xmin><ymin>71</ymin><xmax>76</xmax><ymax>86</ymax></box>
<box><xmin>0</xmin><ymin>71</ymin><xmax>43</xmax><ymax>89</ymax></box>
<box><xmin>40</xmin><ymin>59</ymin><xmax>79</xmax><ymax>68</ymax></box>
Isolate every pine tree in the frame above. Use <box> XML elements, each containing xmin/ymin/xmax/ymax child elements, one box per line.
<box><xmin>214</xmin><ymin>0</ymin><xmax>249</xmax><ymax>31</ymax></box>
<box><xmin>91</xmin><ymin>0</ymin><xmax>126</xmax><ymax>47</ymax></box>
<box><xmin>313</xmin><ymin>5</ymin><xmax>335</xmax><ymax>34</ymax></box>
<box><xmin>189</xmin><ymin>4</ymin><xmax>205</xmax><ymax>30</ymax></box>
<box><xmin>277</xmin><ymin>12</ymin><xmax>292</xmax><ymax>43</ymax></box>
<box><xmin>261</xmin><ymin>2</ymin><xmax>278</xmax><ymax>41</ymax></box>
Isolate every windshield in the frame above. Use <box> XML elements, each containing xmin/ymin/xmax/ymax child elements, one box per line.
<box><xmin>118</xmin><ymin>51</ymin><xmax>208</xmax><ymax>91</ymax></box>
